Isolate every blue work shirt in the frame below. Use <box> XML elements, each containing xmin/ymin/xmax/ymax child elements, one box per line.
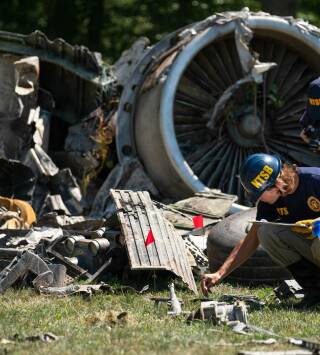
<box><xmin>256</xmin><ymin>167</ymin><xmax>320</xmax><ymax>223</ymax></box>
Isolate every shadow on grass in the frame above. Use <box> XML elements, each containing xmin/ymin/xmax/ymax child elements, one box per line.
<box><xmin>265</xmin><ymin>298</ymin><xmax>320</xmax><ymax>312</ymax></box>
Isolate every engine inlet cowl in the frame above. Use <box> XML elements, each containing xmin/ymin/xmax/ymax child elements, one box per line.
<box><xmin>117</xmin><ymin>10</ymin><xmax>320</xmax><ymax>204</ymax></box>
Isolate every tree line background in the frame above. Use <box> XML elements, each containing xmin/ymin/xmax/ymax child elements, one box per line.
<box><xmin>0</xmin><ymin>0</ymin><xmax>318</xmax><ymax>63</ymax></box>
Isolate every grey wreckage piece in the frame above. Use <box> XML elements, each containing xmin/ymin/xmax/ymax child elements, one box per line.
<box><xmin>167</xmin><ymin>283</ymin><xmax>182</xmax><ymax>316</ymax></box>
<box><xmin>192</xmin><ymin>300</ymin><xmax>248</xmax><ymax>325</ymax></box>
<box><xmin>150</xmin><ymin>283</ymin><xmax>184</xmax><ymax>316</ymax></box>
<box><xmin>39</xmin><ymin>283</ymin><xmax>113</xmax><ymax>297</ymax></box>
<box><xmin>110</xmin><ymin>189</ymin><xmax>198</xmax><ymax>294</ymax></box>
<box><xmin>274</xmin><ymin>279</ymin><xmax>304</xmax><ymax>299</ymax></box>
<box><xmin>0</xmin><ymin>251</ymin><xmax>54</xmax><ymax>293</ymax></box>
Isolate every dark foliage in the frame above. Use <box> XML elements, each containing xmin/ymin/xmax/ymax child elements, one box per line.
<box><xmin>0</xmin><ymin>0</ymin><xmax>318</xmax><ymax>63</ymax></box>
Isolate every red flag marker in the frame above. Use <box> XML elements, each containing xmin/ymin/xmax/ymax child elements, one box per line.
<box><xmin>144</xmin><ymin>229</ymin><xmax>155</xmax><ymax>246</ymax></box>
<box><xmin>193</xmin><ymin>215</ymin><xmax>204</xmax><ymax>229</ymax></box>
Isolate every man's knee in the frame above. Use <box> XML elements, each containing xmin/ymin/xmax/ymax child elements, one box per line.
<box><xmin>257</xmin><ymin>224</ymin><xmax>277</xmax><ymax>248</ymax></box>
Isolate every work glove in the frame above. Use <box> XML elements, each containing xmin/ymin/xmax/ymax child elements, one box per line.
<box><xmin>291</xmin><ymin>219</ymin><xmax>314</xmax><ymax>234</ymax></box>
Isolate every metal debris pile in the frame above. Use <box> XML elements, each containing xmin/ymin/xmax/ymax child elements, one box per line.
<box><xmin>0</xmin><ymin>31</ymin><xmax>118</xmax><ymax>220</ymax></box>
<box><xmin>0</xmin><ymin>186</ymin><xmax>238</xmax><ymax>295</ymax></box>
<box><xmin>0</xmin><ymin>30</ymin><xmax>241</xmax><ymax>296</ymax></box>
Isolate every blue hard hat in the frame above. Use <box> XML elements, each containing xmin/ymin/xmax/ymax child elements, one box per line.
<box><xmin>240</xmin><ymin>153</ymin><xmax>282</xmax><ymax>202</ymax></box>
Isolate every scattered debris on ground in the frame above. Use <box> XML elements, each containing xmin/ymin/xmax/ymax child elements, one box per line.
<box><xmin>0</xmin><ymin>332</ymin><xmax>61</xmax><ymax>344</ymax></box>
<box><xmin>0</xmin><ymin>187</ymin><xmax>235</xmax><ymax>296</ymax></box>
<box><xmin>0</xmin><ymin>13</ymin><xmax>320</xmax><ymax>353</ymax></box>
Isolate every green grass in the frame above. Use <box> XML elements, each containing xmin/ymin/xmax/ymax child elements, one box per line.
<box><xmin>0</xmin><ymin>282</ymin><xmax>320</xmax><ymax>355</ymax></box>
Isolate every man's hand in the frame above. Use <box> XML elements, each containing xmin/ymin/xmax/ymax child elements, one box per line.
<box><xmin>199</xmin><ymin>224</ymin><xmax>260</xmax><ymax>296</ymax></box>
<box><xmin>292</xmin><ymin>219</ymin><xmax>314</xmax><ymax>234</ymax></box>
<box><xmin>200</xmin><ymin>271</ymin><xmax>223</xmax><ymax>296</ymax></box>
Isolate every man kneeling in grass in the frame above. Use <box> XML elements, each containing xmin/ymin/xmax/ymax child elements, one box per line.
<box><xmin>201</xmin><ymin>153</ymin><xmax>320</xmax><ymax>309</ymax></box>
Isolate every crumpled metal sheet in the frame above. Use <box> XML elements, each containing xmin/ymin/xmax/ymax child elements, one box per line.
<box><xmin>49</xmin><ymin>168</ymin><xmax>86</xmax><ymax>215</ymax></box>
<box><xmin>234</xmin><ymin>16</ymin><xmax>276</xmax><ymax>81</ymax></box>
<box><xmin>170</xmin><ymin>190</ymin><xmax>237</xmax><ymax>219</ymax></box>
<box><xmin>0</xmin><ymin>55</ymin><xmax>39</xmax><ymax>160</ymax></box>
<box><xmin>24</xmin><ymin>144</ymin><xmax>59</xmax><ymax>177</ymax></box>
<box><xmin>14</xmin><ymin>56</ymin><xmax>39</xmax><ymax>96</ymax></box>
<box><xmin>27</xmin><ymin>107</ymin><xmax>51</xmax><ymax>151</ymax></box>
<box><xmin>288</xmin><ymin>16</ymin><xmax>320</xmax><ymax>37</ymax></box>
<box><xmin>91</xmin><ymin>159</ymin><xmax>160</xmax><ymax>218</ymax></box>
<box><xmin>113</xmin><ymin>37</ymin><xmax>151</xmax><ymax>87</ymax></box>
<box><xmin>110</xmin><ymin>189</ymin><xmax>197</xmax><ymax>294</ymax></box>
<box><xmin>6</xmin><ymin>227</ymin><xmax>63</xmax><ymax>249</ymax></box>
<box><xmin>0</xmin><ymin>55</ymin><xmax>39</xmax><ymax>119</ymax></box>
<box><xmin>0</xmin><ymin>251</ymin><xmax>53</xmax><ymax>293</ymax></box>
<box><xmin>0</xmin><ymin>54</ymin><xmax>23</xmax><ymax>119</ymax></box>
